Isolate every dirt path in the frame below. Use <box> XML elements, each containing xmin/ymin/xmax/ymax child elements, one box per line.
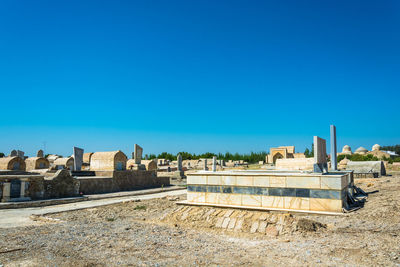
<box><xmin>0</xmin><ymin>189</ymin><xmax>186</xmax><ymax>228</ymax></box>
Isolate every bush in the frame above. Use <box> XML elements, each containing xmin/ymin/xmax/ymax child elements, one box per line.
<box><xmin>134</xmin><ymin>205</ymin><xmax>147</xmax><ymax>211</ymax></box>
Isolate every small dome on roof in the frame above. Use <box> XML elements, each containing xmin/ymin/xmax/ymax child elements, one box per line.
<box><xmin>342</xmin><ymin>145</ymin><xmax>352</xmax><ymax>153</ymax></box>
<box><xmin>372</xmin><ymin>144</ymin><xmax>381</xmax><ymax>151</ymax></box>
<box><xmin>355</xmin><ymin>147</ymin><xmax>368</xmax><ymax>154</ymax></box>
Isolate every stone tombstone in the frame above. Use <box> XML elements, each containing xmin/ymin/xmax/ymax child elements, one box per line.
<box><xmin>313</xmin><ymin>136</ymin><xmax>328</xmax><ymax>173</ymax></box>
<box><xmin>212</xmin><ymin>156</ymin><xmax>217</xmax><ymax>172</ymax></box>
<box><xmin>10</xmin><ymin>150</ymin><xmax>17</xmax><ymax>157</ymax></box>
<box><xmin>73</xmin><ymin>147</ymin><xmax>84</xmax><ymax>171</ymax></box>
<box><xmin>145</xmin><ymin>154</ymin><xmax>148</xmax><ymax>160</ymax></box>
<box><xmin>204</xmin><ymin>159</ymin><xmax>208</xmax><ymax>171</ymax></box>
<box><xmin>37</xmin><ymin>149</ymin><xmax>44</xmax><ymax>158</ymax></box>
<box><xmin>330</xmin><ymin>125</ymin><xmax>337</xmax><ymax>171</ymax></box>
<box><xmin>134</xmin><ymin>144</ymin><xmax>143</xmax><ymax>164</ymax></box>
<box><xmin>16</xmin><ymin>150</ymin><xmax>24</xmax><ymax>159</ymax></box>
<box><xmin>177</xmin><ymin>154</ymin><xmax>182</xmax><ymax>171</ymax></box>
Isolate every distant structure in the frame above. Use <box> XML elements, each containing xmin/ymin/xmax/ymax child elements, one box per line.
<box><xmin>340</xmin><ymin>145</ymin><xmax>352</xmax><ymax>155</ymax></box>
<box><xmin>266</xmin><ymin>146</ymin><xmax>305</xmax><ymax>164</ymax></box>
<box><xmin>339</xmin><ymin>143</ymin><xmax>397</xmax><ymax>160</ymax></box>
<box><xmin>354</xmin><ymin>147</ymin><xmax>368</xmax><ymax>155</ymax></box>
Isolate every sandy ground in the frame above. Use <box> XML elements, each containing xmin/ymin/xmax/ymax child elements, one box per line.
<box><xmin>0</xmin><ymin>173</ymin><xmax>399</xmax><ymax>266</ymax></box>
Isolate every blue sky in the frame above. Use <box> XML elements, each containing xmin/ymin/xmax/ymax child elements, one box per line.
<box><xmin>0</xmin><ymin>0</ymin><xmax>399</xmax><ymax>157</ymax></box>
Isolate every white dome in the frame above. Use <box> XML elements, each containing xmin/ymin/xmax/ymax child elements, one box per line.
<box><xmin>355</xmin><ymin>147</ymin><xmax>368</xmax><ymax>154</ymax></box>
<box><xmin>342</xmin><ymin>145</ymin><xmax>352</xmax><ymax>153</ymax></box>
<box><xmin>372</xmin><ymin>144</ymin><xmax>381</xmax><ymax>151</ymax></box>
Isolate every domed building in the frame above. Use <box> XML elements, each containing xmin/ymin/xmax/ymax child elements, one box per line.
<box><xmin>341</xmin><ymin>145</ymin><xmax>352</xmax><ymax>155</ymax></box>
<box><xmin>355</xmin><ymin>147</ymin><xmax>368</xmax><ymax>155</ymax></box>
<box><xmin>368</xmin><ymin>144</ymin><xmax>394</xmax><ymax>159</ymax></box>
<box><xmin>372</xmin><ymin>144</ymin><xmax>381</xmax><ymax>151</ymax></box>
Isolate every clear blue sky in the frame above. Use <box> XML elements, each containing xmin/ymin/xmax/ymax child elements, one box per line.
<box><xmin>0</xmin><ymin>0</ymin><xmax>399</xmax><ymax>157</ymax></box>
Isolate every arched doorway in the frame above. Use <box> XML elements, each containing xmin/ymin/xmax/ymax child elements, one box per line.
<box><xmin>273</xmin><ymin>152</ymin><xmax>284</xmax><ymax>164</ymax></box>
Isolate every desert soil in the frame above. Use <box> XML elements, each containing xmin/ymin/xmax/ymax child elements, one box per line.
<box><xmin>0</xmin><ymin>173</ymin><xmax>399</xmax><ymax>266</ymax></box>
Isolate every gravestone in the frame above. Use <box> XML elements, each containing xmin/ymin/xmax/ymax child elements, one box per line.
<box><xmin>212</xmin><ymin>156</ymin><xmax>217</xmax><ymax>172</ymax></box>
<box><xmin>10</xmin><ymin>150</ymin><xmax>17</xmax><ymax>157</ymax></box>
<box><xmin>204</xmin><ymin>159</ymin><xmax>208</xmax><ymax>171</ymax></box>
<box><xmin>173</xmin><ymin>154</ymin><xmax>185</xmax><ymax>180</ymax></box>
<box><xmin>145</xmin><ymin>154</ymin><xmax>148</xmax><ymax>160</ymax></box>
<box><xmin>37</xmin><ymin>149</ymin><xmax>44</xmax><ymax>158</ymax></box>
<box><xmin>16</xmin><ymin>150</ymin><xmax>24</xmax><ymax>159</ymax></box>
<box><xmin>134</xmin><ymin>144</ymin><xmax>143</xmax><ymax>164</ymax></box>
<box><xmin>73</xmin><ymin>147</ymin><xmax>84</xmax><ymax>171</ymax></box>
<box><xmin>330</xmin><ymin>125</ymin><xmax>337</xmax><ymax>171</ymax></box>
<box><xmin>10</xmin><ymin>180</ymin><xmax>21</xmax><ymax>198</ymax></box>
<box><xmin>177</xmin><ymin>154</ymin><xmax>182</xmax><ymax>171</ymax></box>
<box><xmin>313</xmin><ymin>136</ymin><xmax>328</xmax><ymax>173</ymax></box>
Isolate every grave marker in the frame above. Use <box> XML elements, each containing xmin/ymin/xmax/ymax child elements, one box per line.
<box><xmin>73</xmin><ymin>147</ymin><xmax>84</xmax><ymax>171</ymax></box>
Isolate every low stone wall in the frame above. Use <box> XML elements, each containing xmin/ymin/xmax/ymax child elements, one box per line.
<box><xmin>43</xmin><ymin>170</ymin><xmax>80</xmax><ymax>199</ymax></box>
<box><xmin>77</xmin><ymin>170</ymin><xmax>170</xmax><ymax>194</ymax></box>
<box><xmin>186</xmin><ymin>171</ymin><xmax>350</xmax><ymax>213</ymax></box>
<box><xmin>346</xmin><ymin>161</ymin><xmax>386</xmax><ymax>177</ymax></box>
<box><xmin>275</xmin><ymin>158</ymin><xmax>314</xmax><ymax>171</ymax></box>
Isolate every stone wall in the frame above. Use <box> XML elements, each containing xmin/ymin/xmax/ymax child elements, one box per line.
<box><xmin>186</xmin><ymin>171</ymin><xmax>349</xmax><ymax>213</ymax></box>
<box><xmin>43</xmin><ymin>170</ymin><xmax>80</xmax><ymax>198</ymax></box>
<box><xmin>77</xmin><ymin>170</ymin><xmax>170</xmax><ymax>194</ymax></box>
<box><xmin>275</xmin><ymin>158</ymin><xmax>314</xmax><ymax>171</ymax></box>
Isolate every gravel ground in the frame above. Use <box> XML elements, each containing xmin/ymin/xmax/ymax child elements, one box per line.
<box><xmin>0</xmin><ymin>173</ymin><xmax>399</xmax><ymax>266</ymax></box>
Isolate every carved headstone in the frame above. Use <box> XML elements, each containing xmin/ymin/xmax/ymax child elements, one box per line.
<box><xmin>37</xmin><ymin>149</ymin><xmax>44</xmax><ymax>158</ymax></box>
<box><xmin>204</xmin><ymin>159</ymin><xmax>208</xmax><ymax>171</ymax></box>
<box><xmin>73</xmin><ymin>147</ymin><xmax>84</xmax><ymax>171</ymax></box>
<box><xmin>10</xmin><ymin>150</ymin><xmax>17</xmax><ymax>157</ymax></box>
<box><xmin>134</xmin><ymin>144</ymin><xmax>143</xmax><ymax>164</ymax></box>
<box><xmin>314</xmin><ymin>136</ymin><xmax>328</xmax><ymax>173</ymax></box>
<box><xmin>177</xmin><ymin>154</ymin><xmax>182</xmax><ymax>171</ymax></box>
<box><xmin>212</xmin><ymin>156</ymin><xmax>217</xmax><ymax>172</ymax></box>
<box><xmin>330</xmin><ymin>125</ymin><xmax>337</xmax><ymax>171</ymax></box>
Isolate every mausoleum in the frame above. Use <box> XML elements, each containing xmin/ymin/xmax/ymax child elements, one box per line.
<box><xmin>53</xmin><ymin>157</ymin><xmax>74</xmax><ymax>170</ymax></box>
<box><xmin>25</xmin><ymin>157</ymin><xmax>50</xmax><ymax>171</ymax></box>
<box><xmin>90</xmin><ymin>151</ymin><xmax>127</xmax><ymax>171</ymax></box>
<box><xmin>0</xmin><ymin>157</ymin><xmax>26</xmax><ymax>171</ymax></box>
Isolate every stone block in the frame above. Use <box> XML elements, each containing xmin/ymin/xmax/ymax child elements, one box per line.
<box><xmin>207</xmin><ymin>175</ymin><xmax>221</xmax><ymax>185</ymax></box>
<box><xmin>234</xmin><ymin>219</ymin><xmax>244</xmax><ymax>231</ymax></box>
<box><xmin>241</xmin><ymin>194</ymin><xmax>262</xmax><ymax>207</ymax></box>
<box><xmin>221</xmin><ymin>176</ymin><xmax>236</xmax><ymax>185</ymax></box>
<box><xmin>187</xmin><ymin>175</ymin><xmax>207</xmax><ymax>185</ymax></box>
<box><xmin>218</xmin><ymin>193</ymin><xmax>241</xmax><ymax>205</ymax></box>
<box><xmin>258</xmin><ymin>221</ymin><xmax>268</xmax><ymax>233</ymax></box>
<box><xmin>284</xmin><ymin>197</ymin><xmax>310</xmax><ymax>210</ymax></box>
<box><xmin>236</xmin><ymin>176</ymin><xmax>254</xmax><ymax>186</ymax></box>
<box><xmin>346</xmin><ymin>161</ymin><xmax>386</xmax><ymax>176</ymax></box>
<box><xmin>262</xmin><ymin>196</ymin><xmax>284</xmax><ymax>209</ymax></box>
<box><xmin>205</xmin><ymin>192</ymin><xmax>218</xmax><ymax>204</ymax></box>
<box><xmin>253</xmin><ymin>176</ymin><xmax>270</xmax><ymax>187</ymax></box>
<box><xmin>270</xmin><ymin>176</ymin><xmax>286</xmax><ymax>187</ymax></box>
<box><xmin>320</xmin><ymin>177</ymin><xmax>344</xmax><ymax>190</ymax></box>
<box><xmin>250</xmin><ymin>221</ymin><xmax>259</xmax><ymax>233</ymax></box>
<box><xmin>215</xmin><ymin>217</ymin><xmax>224</xmax><ymax>228</ymax></box>
<box><xmin>227</xmin><ymin>218</ymin><xmax>236</xmax><ymax>230</ymax></box>
<box><xmin>309</xmin><ymin>198</ymin><xmax>342</xmax><ymax>212</ymax></box>
<box><xmin>286</xmin><ymin>176</ymin><xmax>320</xmax><ymax>189</ymax></box>
<box><xmin>187</xmin><ymin>192</ymin><xmax>206</xmax><ymax>203</ymax></box>
<box><xmin>222</xmin><ymin>217</ymin><xmax>230</xmax><ymax>228</ymax></box>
